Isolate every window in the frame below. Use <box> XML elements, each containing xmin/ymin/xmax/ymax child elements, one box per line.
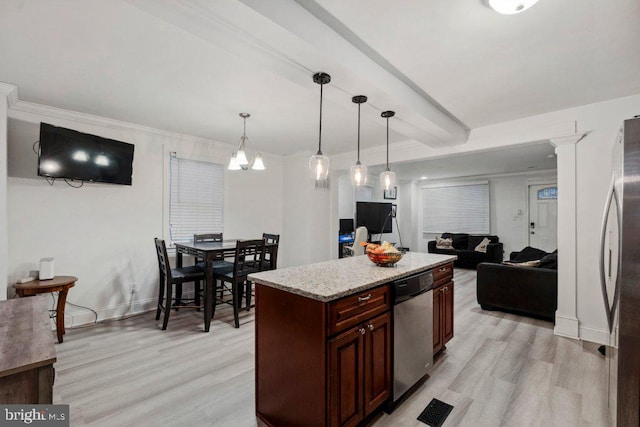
<box><xmin>169</xmin><ymin>154</ymin><xmax>224</xmax><ymax>245</ymax></box>
<box><xmin>537</xmin><ymin>186</ymin><xmax>558</xmax><ymax>200</ymax></box>
<box><xmin>422</xmin><ymin>182</ymin><xmax>489</xmax><ymax>234</ymax></box>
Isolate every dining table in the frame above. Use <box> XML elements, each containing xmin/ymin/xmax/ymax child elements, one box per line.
<box><xmin>174</xmin><ymin>239</ymin><xmax>275</xmax><ymax>332</ymax></box>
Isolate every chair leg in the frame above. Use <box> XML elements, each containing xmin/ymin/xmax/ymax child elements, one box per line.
<box><xmin>245</xmin><ymin>280</ymin><xmax>252</xmax><ymax>311</ymax></box>
<box><xmin>156</xmin><ymin>274</ymin><xmax>165</xmax><ymax>320</ymax></box>
<box><xmin>174</xmin><ymin>283</ymin><xmax>183</xmax><ymax>311</ymax></box>
<box><xmin>162</xmin><ymin>283</ymin><xmax>172</xmax><ymax>330</ymax></box>
<box><xmin>211</xmin><ymin>279</ymin><xmax>218</xmax><ymax>319</ymax></box>
<box><xmin>232</xmin><ymin>281</ymin><xmax>240</xmax><ymax>328</ymax></box>
<box><xmin>195</xmin><ymin>280</ymin><xmax>201</xmax><ymax>311</ymax></box>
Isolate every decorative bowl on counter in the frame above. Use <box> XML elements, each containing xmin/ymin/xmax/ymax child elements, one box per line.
<box><xmin>363</xmin><ymin>242</ymin><xmax>404</xmax><ymax>267</ymax></box>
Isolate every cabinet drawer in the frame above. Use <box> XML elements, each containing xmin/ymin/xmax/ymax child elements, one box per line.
<box><xmin>328</xmin><ymin>286</ymin><xmax>390</xmax><ymax>336</ymax></box>
<box><xmin>432</xmin><ymin>263</ymin><xmax>453</xmax><ymax>287</ymax></box>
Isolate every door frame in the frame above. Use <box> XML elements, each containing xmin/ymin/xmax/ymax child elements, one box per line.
<box><xmin>526</xmin><ymin>179</ymin><xmax>557</xmax><ymax>248</ymax></box>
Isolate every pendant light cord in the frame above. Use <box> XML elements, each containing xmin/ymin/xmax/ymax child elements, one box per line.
<box><xmin>386</xmin><ymin>116</ymin><xmax>389</xmax><ymax>170</ymax></box>
<box><xmin>318</xmin><ymin>82</ymin><xmax>323</xmax><ymax>155</ymax></box>
<box><xmin>357</xmin><ymin>103</ymin><xmax>361</xmax><ymax>163</ymax></box>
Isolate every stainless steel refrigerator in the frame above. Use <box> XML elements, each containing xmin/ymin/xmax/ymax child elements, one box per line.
<box><xmin>601</xmin><ymin>115</ymin><xmax>640</xmax><ymax>426</ymax></box>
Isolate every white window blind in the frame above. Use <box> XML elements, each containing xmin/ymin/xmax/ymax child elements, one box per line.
<box><xmin>169</xmin><ymin>155</ymin><xmax>224</xmax><ymax>244</ymax></box>
<box><xmin>422</xmin><ymin>182</ymin><xmax>489</xmax><ymax>234</ymax></box>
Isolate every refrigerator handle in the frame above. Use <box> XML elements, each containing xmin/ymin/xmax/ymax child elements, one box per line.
<box><xmin>599</xmin><ymin>175</ymin><xmax>615</xmax><ymax>332</ymax></box>
<box><xmin>610</xmin><ymin>184</ymin><xmax>622</xmax><ymax>332</ymax></box>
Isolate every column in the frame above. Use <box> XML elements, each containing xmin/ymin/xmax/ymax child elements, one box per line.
<box><xmin>550</xmin><ymin>133</ymin><xmax>586</xmax><ymax>338</ymax></box>
<box><xmin>0</xmin><ymin>83</ymin><xmax>15</xmax><ymax>300</ymax></box>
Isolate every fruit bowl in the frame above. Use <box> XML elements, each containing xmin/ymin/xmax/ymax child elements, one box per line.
<box><xmin>363</xmin><ymin>242</ymin><xmax>404</xmax><ymax>267</ymax></box>
<box><xmin>366</xmin><ymin>250</ymin><xmax>404</xmax><ymax>267</ymax></box>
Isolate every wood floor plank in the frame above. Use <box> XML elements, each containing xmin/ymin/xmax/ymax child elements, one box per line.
<box><xmin>51</xmin><ymin>268</ymin><xmax>608</xmax><ymax>426</ymax></box>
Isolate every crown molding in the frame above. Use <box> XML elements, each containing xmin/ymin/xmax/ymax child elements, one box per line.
<box><xmin>0</xmin><ymin>82</ymin><xmax>18</xmax><ymax>107</ymax></box>
<box><xmin>550</xmin><ymin>132</ymin><xmax>588</xmax><ymax>147</ymax></box>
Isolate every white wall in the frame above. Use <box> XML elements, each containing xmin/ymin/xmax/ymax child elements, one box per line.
<box><xmin>280</xmin><ymin>152</ymin><xmax>332</xmax><ymax>267</ymax></box>
<box><xmin>413</xmin><ymin>171</ymin><xmax>556</xmax><ymax>256</ymax></box>
<box><xmin>6</xmin><ymin>104</ymin><xmax>283</xmax><ymax>326</ymax></box>
<box><xmin>0</xmin><ymin>85</ymin><xmax>10</xmax><ymax>300</ymax></box>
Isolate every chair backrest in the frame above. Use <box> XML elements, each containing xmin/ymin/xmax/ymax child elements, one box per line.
<box><xmin>262</xmin><ymin>233</ymin><xmax>280</xmax><ymax>270</ymax></box>
<box><xmin>194</xmin><ymin>233</ymin><xmax>223</xmax><ymax>243</ymax></box>
<box><xmin>154</xmin><ymin>238</ymin><xmax>172</xmax><ymax>283</ymax></box>
<box><xmin>352</xmin><ymin>226</ymin><xmax>368</xmax><ymax>256</ymax></box>
<box><xmin>262</xmin><ymin>233</ymin><xmax>280</xmax><ymax>245</ymax></box>
<box><xmin>233</xmin><ymin>239</ymin><xmax>266</xmax><ymax>279</ymax></box>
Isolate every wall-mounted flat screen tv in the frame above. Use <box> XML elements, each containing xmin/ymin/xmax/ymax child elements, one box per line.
<box><xmin>37</xmin><ymin>123</ymin><xmax>134</xmax><ymax>185</ymax></box>
<box><xmin>356</xmin><ymin>202</ymin><xmax>393</xmax><ymax>234</ymax></box>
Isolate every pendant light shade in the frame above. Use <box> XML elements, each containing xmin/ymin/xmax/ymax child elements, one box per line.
<box><xmin>487</xmin><ymin>0</ymin><xmax>538</xmax><ymax>14</ymax></box>
<box><xmin>309</xmin><ymin>72</ymin><xmax>331</xmax><ymax>181</ymax></box>
<box><xmin>228</xmin><ymin>113</ymin><xmax>265</xmax><ymax>171</ymax></box>
<box><xmin>380</xmin><ymin>110</ymin><xmax>396</xmax><ymax>191</ymax></box>
<box><xmin>350</xmin><ymin>95</ymin><xmax>368</xmax><ymax>186</ymax></box>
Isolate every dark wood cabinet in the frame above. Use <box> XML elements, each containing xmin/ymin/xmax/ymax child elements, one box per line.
<box><xmin>433</xmin><ymin>281</ymin><xmax>454</xmax><ymax>355</ymax></box>
<box><xmin>256</xmin><ymin>284</ymin><xmax>391</xmax><ymax>427</ymax></box>
<box><xmin>328</xmin><ymin>311</ymin><xmax>391</xmax><ymax>427</ymax></box>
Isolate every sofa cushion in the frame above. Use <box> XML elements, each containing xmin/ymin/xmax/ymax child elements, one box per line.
<box><xmin>538</xmin><ymin>253</ymin><xmax>558</xmax><ymax>270</ymax></box>
<box><xmin>442</xmin><ymin>233</ymin><xmax>468</xmax><ymax>250</ymax></box>
<box><xmin>513</xmin><ymin>246</ymin><xmax>548</xmax><ymax>262</ymax></box>
<box><xmin>474</xmin><ymin>237</ymin><xmax>491</xmax><ymax>253</ymax></box>
<box><xmin>455</xmin><ymin>249</ymin><xmax>489</xmax><ymax>262</ymax></box>
<box><xmin>436</xmin><ymin>237</ymin><xmax>454</xmax><ymax>249</ymax></box>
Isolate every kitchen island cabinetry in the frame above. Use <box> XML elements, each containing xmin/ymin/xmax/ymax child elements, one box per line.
<box><xmin>250</xmin><ymin>253</ymin><xmax>456</xmax><ymax>427</ymax></box>
<box><xmin>432</xmin><ymin>262</ymin><xmax>454</xmax><ymax>355</ymax></box>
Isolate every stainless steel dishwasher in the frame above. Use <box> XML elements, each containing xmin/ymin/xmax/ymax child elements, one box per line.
<box><xmin>392</xmin><ymin>270</ymin><xmax>434</xmax><ymax>403</ymax></box>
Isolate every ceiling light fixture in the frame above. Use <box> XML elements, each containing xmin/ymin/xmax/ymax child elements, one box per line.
<box><xmin>228</xmin><ymin>113</ymin><xmax>265</xmax><ymax>171</ymax></box>
<box><xmin>309</xmin><ymin>72</ymin><xmax>331</xmax><ymax>181</ymax></box>
<box><xmin>487</xmin><ymin>0</ymin><xmax>538</xmax><ymax>15</ymax></box>
<box><xmin>380</xmin><ymin>110</ymin><xmax>396</xmax><ymax>191</ymax></box>
<box><xmin>350</xmin><ymin>95</ymin><xmax>368</xmax><ymax>186</ymax></box>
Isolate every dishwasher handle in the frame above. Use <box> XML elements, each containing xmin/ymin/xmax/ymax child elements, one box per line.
<box><xmin>394</xmin><ymin>287</ymin><xmax>429</xmax><ymax>304</ymax></box>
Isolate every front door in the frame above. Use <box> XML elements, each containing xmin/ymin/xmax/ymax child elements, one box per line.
<box><xmin>529</xmin><ymin>184</ymin><xmax>558</xmax><ymax>252</ymax></box>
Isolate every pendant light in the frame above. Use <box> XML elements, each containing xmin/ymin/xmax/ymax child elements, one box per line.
<box><xmin>487</xmin><ymin>0</ymin><xmax>538</xmax><ymax>14</ymax></box>
<box><xmin>228</xmin><ymin>113</ymin><xmax>265</xmax><ymax>171</ymax></box>
<box><xmin>350</xmin><ymin>95</ymin><xmax>368</xmax><ymax>186</ymax></box>
<box><xmin>380</xmin><ymin>110</ymin><xmax>396</xmax><ymax>191</ymax></box>
<box><xmin>309</xmin><ymin>72</ymin><xmax>331</xmax><ymax>181</ymax></box>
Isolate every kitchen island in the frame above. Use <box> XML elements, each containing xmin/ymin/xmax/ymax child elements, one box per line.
<box><xmin>249</xmin><ymin>252</ymin><xmax>456</xmax><ymax>427</ymax></box>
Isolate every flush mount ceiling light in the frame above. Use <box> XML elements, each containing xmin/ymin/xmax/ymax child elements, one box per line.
<box><xmin>380</xmin><ymin>110</ymin><xmax>396</xmax><ymax>191</ymax></box>
<box><xmin>487</xmin><ymin>0</ymin><xmax>538</xmax><ymax>14</ymax></box>
<box><xmin>350</xmin><ymin>95</ymin><xmax>368</xmax><ymax>187</ymax></box>
<box><xmin>228</xmin><ymin>113</ymin><xmax>265</xmax><ymax>171</ymax></box>
<box><xmin>309</xmin><ymin>72</ymin><xmax>331</xmax><ymax>181</ymax></box>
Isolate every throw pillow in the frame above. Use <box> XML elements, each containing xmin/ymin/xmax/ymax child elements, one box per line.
<box><xmin>503</xmin><ymin>259</ymin><xmax>540</xmax><ymax>267</ymax></box>
<box><xmin>436</xmin><ymin>237</ymin><xmax>454</xmax><ymax>249</ymax></box>
<box><xmin>474</xmin><ymin>237</ymin><xmax>491</xmax><ymax>253</ymax></box>
<box><xmin>538</xmin><ymin>253</ymin><xmax>558</xmax><ymax>269</ymax></box>
<box><xmin>513</xmin><ymin>246</ymin><xmax>548</xmax><ymax>262</ymax></box>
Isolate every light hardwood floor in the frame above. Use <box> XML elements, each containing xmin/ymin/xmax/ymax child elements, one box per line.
<box><xmin>53</xmin><ymin>269</ymin><xmax>609</xmax><ymax>426</ymax></box>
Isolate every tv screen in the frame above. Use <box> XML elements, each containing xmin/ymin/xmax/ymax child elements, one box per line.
<box><xmin>37</xmin><ymin>123</ymin><xmax>134</xmax><ymax>185</ymax></box>
<box><xmin>356</xmin><ymin>202</ymin><xmax>392</xmax><ymax>234</ymax></box>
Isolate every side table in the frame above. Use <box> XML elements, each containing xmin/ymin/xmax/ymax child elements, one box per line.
<box><xmin>13</xmin><ymin>276</ymin><xmax>77</xmax><ymax>343</ymax></box>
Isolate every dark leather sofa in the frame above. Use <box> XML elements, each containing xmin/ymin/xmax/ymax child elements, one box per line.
<box><xmin>427</xmin><ymin>233</ymin><xmax>503</xmax><ymax>269</ymax></box>
<box><xmin>476</xmin><ymin>249</ymin><xmax>558</xmax><ymax>321</ymax></box>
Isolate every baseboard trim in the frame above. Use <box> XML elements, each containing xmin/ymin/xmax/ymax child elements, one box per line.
<box><xmin>580</xmin><ymin>325</ymin><xmax>614</xmax><ymax>346</ymax></box>
<box><xmin>554</xmin><ymin>314</ymin><xmax>579</xmax><ymax>339</ymax></box>
<box><xmin>61</xmin><ymin>297</ymin><xmax>158</xmax><ymax>329</ymax></box>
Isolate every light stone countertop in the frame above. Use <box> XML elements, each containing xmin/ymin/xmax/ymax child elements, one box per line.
<box><xmin>248</xmin><ymin>252</ymin><xmax>457</xmax><ymax>302</ymax></box>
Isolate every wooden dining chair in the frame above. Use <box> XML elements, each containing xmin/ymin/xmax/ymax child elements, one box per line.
<box><xmin>193</xmin><ymin>233</ymin><xmax>234</xmax><ymax>300</ymax></box>
<box><xmin>154</xmin><ymin>238</ymin><xmax>206</xmax><ymax>330</ymax></box>
<box><xmin>262</xmin><ymin>233</ymin><xmax>280</xmax><ymax>271</ymax></box>
<box><xmin>213</xmin><ymin>239</ymin><xmax>265</xmax><ymax>328</ymax></box>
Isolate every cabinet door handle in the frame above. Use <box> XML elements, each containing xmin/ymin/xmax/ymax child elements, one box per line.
<box><xmin>359</xmin><ymin>328</ymin><xmax>366</xmax><ymax>335</ymax></box>
<box><xmin>441</xmin><ymin>287</ymin><xmax>448</xmax><ymax>292</ymax></box>
<box><xmin>368</xmin><ymin>323</ymin><xmax>374</xmax><ymax>331</ymax></box>
<box><xmin>358</xmin><ymin>294</ymin><xmax>372</xmax><ymax>302</ymax></box>
<box><xmin>439</xmin><ymin>267</ymin><xmax>447</xmax><ymax>272</ymax></box>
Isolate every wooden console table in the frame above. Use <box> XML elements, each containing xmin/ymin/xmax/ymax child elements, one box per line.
<box><xmin>0</xmin><ymin>297</ymin><xmax>56</xmax><ymax>403</ymax></box>
<box><xmin>13</xmin><ymin>276</ymin><xmax>77</xmax><ymax>343</ymax></box>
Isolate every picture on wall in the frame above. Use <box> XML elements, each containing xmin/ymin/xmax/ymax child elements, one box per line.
<box><xmin>384</xmin><ymin>186</ymin><xmax>397</xmax><ymax>200</ymax></box>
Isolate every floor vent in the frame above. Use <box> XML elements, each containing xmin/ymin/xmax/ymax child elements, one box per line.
<box><xmin>417</xmin><ymin>398</ymin><xmax>454</xmax><ymax>427</ymax></box>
